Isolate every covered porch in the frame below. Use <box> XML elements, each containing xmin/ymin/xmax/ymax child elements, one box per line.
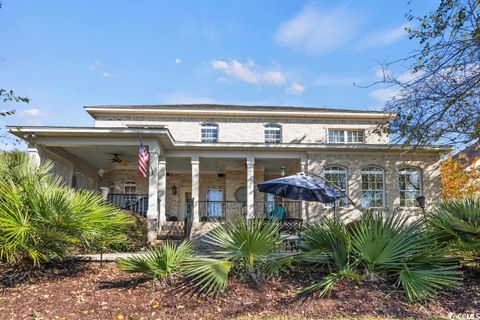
<box><xmin>11</xmin><ymin>127</ymin><xmax>308</xmax><ymax>242</ymax></box>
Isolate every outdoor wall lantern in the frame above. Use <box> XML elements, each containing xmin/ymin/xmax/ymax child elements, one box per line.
<box><xmin>171</xmin><ymin>184</ymin><xmax>178</xmax><ymax>195</ymax></box>
<box><xmin>416</xmin><ymin>195</ymin><xmax>426</xmax><ymax>219</ymax></box>
<box><xmin>280</xmin><ymin>165</ymin><xmax>286</xmax><ymax>177</ymax></box>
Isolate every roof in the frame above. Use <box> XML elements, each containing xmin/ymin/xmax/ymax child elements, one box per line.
<box><xmin>84</xmin><ymin>104</ymin><xmax>395</xmax><ymax>120</ymax></box>
<box><xmin>7</xmin><ymin>125</ymin><xmax>451</xmax><ymax>153</ymax></box>
<box><xmin>453</xmin><ymin>141</ymin><xmax>480</xmax><ymax>165</ymax></box>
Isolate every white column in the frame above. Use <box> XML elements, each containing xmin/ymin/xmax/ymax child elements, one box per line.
<box><xmin>147</xmin><ymin>144</ymin><xmax>159</xmax><ymax>243</ymax></box>
<box><xmin>301</xmin><ymin>156</ymin><xmax>308</xmax><ymax>221</ymax></box>
<box><xmin>191</xmin><ymin>155</ymin><xmax>200</xmax><ymax>222</ymax></box>
<box><xmin>27</xmin><ymin>145</ymin><xmax>41</xmax><ymax>165</ymax></box>
<box><xmin>246</xmin><ymin>156</ymin><xmax>255</xmax><ymax>219</ymax></box>
<box><xmin>158</xmin><ymin>157</ymin><xmax>167</xmax><ymax>225</ymax></box>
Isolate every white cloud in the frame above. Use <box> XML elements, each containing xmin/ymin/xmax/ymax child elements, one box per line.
<box><xmin>368</xmin><ymin>87</ymin><xmax>400</xmax><ymax>103</ymax></box>
<box><xmin>175</xmin><ymin>58</ymin><xmax>182</xmax><ymax>65</ymax></box>
<box><xmin>286</xmin><ymin>82</ymin><xmax>305</xmax><ymax>95</ymax></box>
<box><xmin>358</xmin><ymin>23</ymin><xmax>410</xmax><ymax>49</ymax></box>
<box><xmin>88</xmin><ymin>61</ymin><xmax>103</xmax><ymax>71</ymax></box>
<box><xmin>274</xmin><ymin>4</ymin><xmax>360</xmax><ymax>55</ymax></box>
<box><xmin>19</xmin><ymin>108</ymin><xmax>47</xmax><ymax>118</ymax></box>
<box><xmin>211</xmin><ymin>59</ymin><xmax>286</xmax><ymax>86</ymax></box>
<box><xmin>101</xmin><ymin>71</ymin><xmax>112</xmax><ymax>78</ymax></box>
<box><xmin>369</xmin><ymin>69</ymin><xmax>424</xmax><ymax>103</ymax></box>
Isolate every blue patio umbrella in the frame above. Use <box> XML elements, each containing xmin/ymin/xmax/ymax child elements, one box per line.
<box><xmin>257</xmin><ymin>172</ymin><xmax>344</xmax><ymax>204</ymax></box>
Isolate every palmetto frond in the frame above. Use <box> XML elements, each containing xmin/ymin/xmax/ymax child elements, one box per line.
<box><xmin>181</xmin><ymin>257</ymin><xmax>232</xmax><ymax>297</ymax></box>
<box><xmin>0</xmin><ymin>152</ymin><xmax>132</xmax><ymax>267</ymax></box>
<box><xmin>429</xmin><ymin>197</ymin><xmax>480</xmax><ymax>252</ymax></box>
<box><xmin>117</xmin><ymin>240</ymin><xmax>194</xmax><ymax>279</ymax></box>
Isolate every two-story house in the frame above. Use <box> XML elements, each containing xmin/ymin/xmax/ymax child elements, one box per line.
<box><xmin>7</xmin><ymin>104</ymin><xmax>450</xmax><ymax>242</ymax></box>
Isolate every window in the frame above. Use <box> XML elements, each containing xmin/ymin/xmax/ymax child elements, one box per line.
<box><xmin>328</xmin><ymin>129</ymin><xmax>365</xmax><ymax>144</ymax></box>
<box><xmin>328</xmin><ymin>130</ymin><xmax>345</xmax><ymax>143</ymax></box>
<box><xmin>361</xmin><ymin>166</ymin><xmax>385</xmax><ymax>208</ymax></box>
<box><xmin>264</xmin><ymin>124</ymin><xmax>281</xmax><ymax>143</ymax></box>
<box><xmin>206</xmin><ymin>189</ymin><xmax>223</xmax><ymax>217</ymax></box>
<box><xmin>124</xmin><ymin>181</ymin><xmax>137</xmax><ymax>194</ymax></box>
<box><xmin>399</xmin><ymin>168</ymin><xmax>422</xmax><ymax>207</ymax></box>
<box><xmin>201</xmin><ymin>123</ymin><xmax>218</xmax><ymax>143</ymax></box>
<box><xmin>347</xmin><ymin>130</ymin><xmax>364</xmax><ymax>143</ymax></box>
<box><xmin>324</xmin><ymin>166</ymin><xmax>348</xmax><ymax>207</ymax></box>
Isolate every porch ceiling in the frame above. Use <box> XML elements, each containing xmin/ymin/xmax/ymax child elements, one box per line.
<box><xmin>61</xmin><ymin>145</ymin><xmax>139</xmax><ymax>170</ymax></box>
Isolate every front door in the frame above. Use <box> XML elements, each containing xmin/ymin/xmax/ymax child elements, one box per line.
<box><xmin>206</xmin><ymin>189</ymin><xmax>223</xmax><ymax>218</ymax></box>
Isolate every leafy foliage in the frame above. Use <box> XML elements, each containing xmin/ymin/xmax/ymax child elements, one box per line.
<box><xmin>181</xmin><ymin>257</ymin><xmax>232</xmax><ymax>297</ymax></box>
<box><xmin>429</xmin><ymin>197</ymin><xmax>480</xmax><ymax>255</ymax></box>
<box><xmin>0</xmin><ymin>152</ymin><xmax>132</xmax><ymax>267</ymax></box>
<box><xmin>298</xmin><ymin>211</ymin><xmax>461</xmax><ymax>302</ymax></box>
<box><xmin>117</xmin><ymin>240</ymin><xmax>194</xmax><ymax>281</ymax></box>
<box><xmin>373</xmin><ymin>0</ymin><xmax>480</xmax><ymax>146</ymax></box>
<box><xmin>440</xmin><ymin>155</ymin><xmax>480</xmax><ymax>199</ymax></box>
<box><xmin>204</xmin><ymin>216</ymin><xmax>287</xmax><ymax>283</ymax></box>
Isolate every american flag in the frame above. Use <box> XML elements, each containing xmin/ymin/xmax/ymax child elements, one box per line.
<box><xmin>138</xmin><ymin>141</ymin><xmax>149</xmax><ymax>178</ymax></box>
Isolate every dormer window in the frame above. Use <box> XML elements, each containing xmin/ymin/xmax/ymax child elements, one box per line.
<box><xmin>264</xmin><ymin>124</ymin><xmax>281</xmax><ymax>143</ymax></box>
<box><xmin>328</xmin><ymin>129</ymin><xmax>365</xmax><ymax>144</ymax></box>
<box><xmin>201</xmin><ymin>123</ymin><xmax>218</xmax><ymax>143</ymax></box>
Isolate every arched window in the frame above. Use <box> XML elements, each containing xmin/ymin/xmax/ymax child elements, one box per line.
<box><xmin>201</xmin><ymin>123</ymin><xmax>218</xmax><ymax>143</ymax></box>
<box><xmin>361</xmin><ymin>166</ymin><xmax>385</xmax><ymax>208</ymax></box>
<box><xmin>324</xmin><ymin>166</ymin><xmax>348</xmax><ymax>207</ymax></box>
<box><xmin>398</xmin><ymin>168</ymin><xmax>422</xmax><ymax>207</ymax></box>
<box><xmin>124</xmin><ymin>180</ymin><xmax>137</xmax><ymax>194</ymax></box>
<box><xmin>264</xmin><ymin>124</ymin><xmax>281</xmax><ymax>143</ymax></box>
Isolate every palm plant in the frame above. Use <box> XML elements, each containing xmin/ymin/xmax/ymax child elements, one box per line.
<box><xmin>428</xmin><ymin>197</ymin><xmax>480</xmax><ymax>255</ymax></box>
<box><xmin>297</xmin><ymin>211</ymin><xmax>461</xmax><ymax>302</ymax></box>
<box><xmin>204</xmin><ymin>216</ymin><xmax>287</xmax><ymax>283</ymax></box>
<box><xmin>117</xmin><ymin>240</ymin><xmax>194</xmax><ymax>283</ymax></box>
<box><xmin>0</xmin><ymin>152</ymin><xmax>132</xmax><ymax>267</ymax></box>
<box><xmin>177</xmin><ymin>216</ymin><xmax>292</xmax><ymax>297</ymax></box>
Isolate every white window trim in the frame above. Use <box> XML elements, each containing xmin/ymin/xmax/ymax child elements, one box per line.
<box><xmin>327</xmin><ymin>129</ymin><xmax>365</xmax><ymax>144</ymax></box>
<box><xmin>398</xmin><ymin>167</ymin><xmax>423</xmax><ymax>208</ymax></box>
<box><xmin>264</xmin><ymin>124</ymin><xmax>282</xmax><ymax>143</ymax></box>
<box><xmin>361</xmin><ymin>166</ymin><xmax>385</xmax><ymax>209</ymax></box>
<box><xmin>200</xmin><ymin>123</ymin><xmax>219</xmax><ymax>143</ymax></box>
<box><xmin>124</xmin><ymin>180</ymin><xmax>137</xmax><ymax>194</ymax></box>
<box><xmin>323</xmin><ymin>166</ymin><xmax>348</xmax><ymax>208</ymax></box>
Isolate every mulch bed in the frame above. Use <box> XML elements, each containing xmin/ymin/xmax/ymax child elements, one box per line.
<box><xmin>0</xmin><ymin>261</ymin><xmax>479</xmax><ymax>320</ymax></box>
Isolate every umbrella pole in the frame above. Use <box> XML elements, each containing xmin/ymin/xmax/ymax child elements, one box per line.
<box><xmin>333</xmin><ymin>201</ymin><xmax>337</xmax><ymax>221</ymax></box>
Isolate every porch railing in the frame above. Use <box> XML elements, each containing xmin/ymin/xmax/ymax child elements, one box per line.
<box><xmin>107</xmin><ymin>193</ymin><xmax>150</xmax><ymax>216</ymax></box>
<box><xmin>196</xmin><ymin>200</ymin><xmax>302</xmax><ymax>221</ymax></box>
<box><xmin>198</xmin><ymin>201</ymin><xmax>246</xmax><ymax>221</ymax></box>
<box><xmin>254</xmin><ymin>201</ymin><xmax>302</xmax><ymax>219</ymax></box>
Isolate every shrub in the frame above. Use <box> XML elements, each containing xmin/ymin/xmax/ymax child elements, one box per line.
<box><xmin>429</xmin><ymin>197</ymin><xmax>480</xmax><ymax>257</ymax></box>
<box><xmin>116</xmin><ymin>240</ymin><xmax>194</xmax><ymax>282</ymax></box>
<box><xmin>0</xmin><ymin>152</ymin><xmax>132</xmax><ymax>267</ymax></box>
<box><xmin>298</xmin><ymin>211</ymin><xmax>461</xmax><ymax>302</ymax></box>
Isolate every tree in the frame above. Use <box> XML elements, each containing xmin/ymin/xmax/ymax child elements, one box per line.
<box><xmin>440</xmin><ymin>155</ymin><xmax>480</xmax><ymax>199</ymax></box>
<box><xmin>374</xmin><ymin>0</ymin><xmax>480</xmax><ymax>147</ymax></box>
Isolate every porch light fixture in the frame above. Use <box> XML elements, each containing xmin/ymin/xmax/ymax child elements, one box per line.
<box><xmin>280</xmin><ymin>165</ymin><xmax>286</xmax><ymax>177</ymax></box>
<box><xmin>171</xmin><ymin>184</ymin><xmax>178</xmax><ymax>195</ymax></box>
<box><xmin>416</xmin><ymin>195</ymin><xmax>426</xmax><ymax>220</ymax></box>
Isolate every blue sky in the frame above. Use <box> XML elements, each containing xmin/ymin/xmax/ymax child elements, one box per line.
<box><xmin>1</xmin><ymin>0</ymin><xmax>437</xmax><ymax>129</ymax></box>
